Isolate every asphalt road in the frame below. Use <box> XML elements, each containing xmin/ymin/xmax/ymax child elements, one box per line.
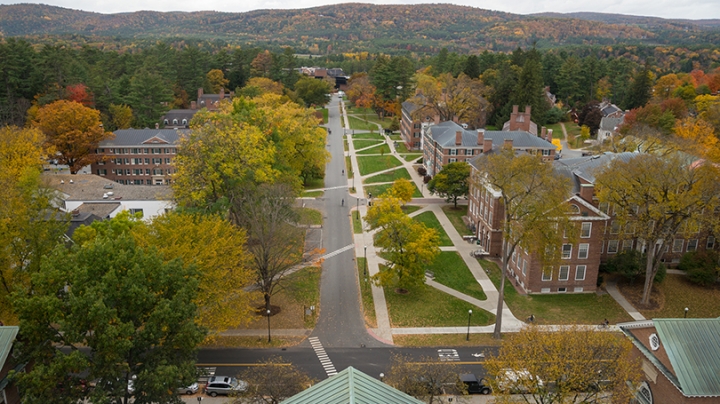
<box><xmin>197</xmin><ymin>346</ymin><xmax>499</xmax><ymax>381</ymax></box>
<box><xmin>307</xmin><ymin>95</ymin><xmax>386</xmax><ymax>349</ymax></box>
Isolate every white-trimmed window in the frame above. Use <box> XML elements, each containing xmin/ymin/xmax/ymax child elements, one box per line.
<box><xmin>707</xmin><ymin>236</ymin><xmax>715</xmax><ymax>250</ymax></box>
<box><xmin>687</xmin><ymin>239</ymin><xmax>698</xmax><ymax>252</ymax></box>
<box><xmin>466</xmin><ymin>149</ymin><xmax>473</xmax><ymax>155</ymax></box>
<box><xmin>559</xmin><ymin>266</ymin><xmax>570</xmax><ymax>281</ymax></box>
<box><xmin>541</xmin><ymin>288</ymin><xmax>551</xmax><ymax>293</ymax></box>
<box><xmin>449</xmin><ymin>149</ymin><xmax>458</xmax><ymax>156</ymax></box>
<box><xmin>610</xmin><ymin>221</ymin><xmax>620</xmax><ymax>234</ymax></box>
<box><xmin>574</xmin><ymin>287</ymin><xmax>584</xmax><ymax>292</ymax></box>
<box><xmin>130</xmin><ymin>208</ymin><xmax>144</xmax><ymax>218</ymax></box>
<box><xmin>580</xmin><ymin>222</ymin><xmax>592</xmax><ymax>238</ymax></box>
<box><xmin>672</xmin><ymin>239</ymin><xmax>684</xmax><ymax>253</ymax></box>
<box><xmin>562</xmin><ymin>244</ymin><xmax>572</xmax><ymax>259</ymax></box>
<box><xmin>522</xmin><ymin>260</ymin><xmax>527</xmax><ymax>276</ymax></box>
<box><xmin>448</xmin><ymin>158</ymin><xmax>457</xmax><ymax>163</ymax></box>
<box><xmin>558</xmin><ymin>287</ymin><xmax>567</xmax><ymax>293</ymax></box>
<box><xmin>512</xmin><ymin>251</ymin><xmax>517</xmax><ymax>263</ymax></box>
<box><xmin>578</xmin><ymin>244</ymin><xmax>589</xmax><ymax>259</ymax></box>
<box><xmin>542</xmin><ymin>267</ymin><xmax>552</xmax><ymax>281</ymax></box>
<box><xmin>607</xmin><ymin>240</ymin><xmax>619</xmax><ymax>254</ymax></box>
<box><xmin>622</xmin><ymin>240</ymin><xmax>633</xmax><ymax>251</ymax></box>
<box><xmin>598</xmin><ymin>202</ymin><xmax>609</xmax><ymax>213</ymax></box>
<box><xmin>542</xmin><ymin>149</ymin><xmax>551</xmax><ymax>156</ymax></box>
<box><xmin>575</xmin><ymin>265</ymin><xmax>586</xmax><ymax>281</ymax></box>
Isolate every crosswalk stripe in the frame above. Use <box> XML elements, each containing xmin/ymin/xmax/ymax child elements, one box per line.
<box><xmin>321</xmin><ymin>244</ymin><xmax>354</xmax><ymax>260</ymax></box>
<box><xmin>308</xmin><ymin>337</ymin><xmax>337</xmax><ymax>377</ymax></box>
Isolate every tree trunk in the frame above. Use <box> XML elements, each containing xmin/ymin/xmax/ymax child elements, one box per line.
<box><xmin>264</xmin><ymin>292</ymin><xmax>271</xmax><ymax>313</ymax></box>
<box><xmin>493</xmin><ymin>240</ymin><xmax>509</xmax><ymax>339</ymax></box>
<box><xmin>641</xmin><ymin>241</ymin><xmax>661</xmax><ymax>305</ymax></box>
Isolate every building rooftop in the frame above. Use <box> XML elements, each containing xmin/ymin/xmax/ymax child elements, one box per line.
<box><xmin>620</xmin><ymin>318</ymin><xmax>720</xmax><ymax>397</ymax></box>
<box><xmin>0</xmin><ymin>327</ymin><xmax>18</xmax><ymax>371</ymax></box>
<box><xmin>552</xmin><ymin>152</ymin><xmax>636</xmax><ymax>191</ymax></box>
<box><xmin>98</xmin><ymin>129</ymin><xmax>189</xmax><ymax>147</ymax></box>
<box><xmin>599</xmin><ymin>116</ymin><xmax>624</xmax><ymax>132</ymax></box>
<box><xmin>429</xmin><ymin>121</ymin><xmax>555</xmax><ymax>150</ymax></box>
<box><xmin>282</xmin><ymin>367</ymin><xmax>424</xmax><ymax>404</ymax></box>
<box><xmin>45</xmin><ymin>174</ymin><xmax>173</xmax><ymax>201</ymax></box>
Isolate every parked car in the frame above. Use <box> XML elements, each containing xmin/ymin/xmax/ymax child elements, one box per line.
<box><xmin>177</xmin><ymin>382</ymin><xmax>199</xmax><ymax>395</ymax></box>
<box><xmin>496</xmin><ymin>369</ymin><xmax>543</xmax><ymax>394</ymax></box>
<box><xmin>459</xmin><ymin>374</ymin><xmax>491</xmax><ymax>395</ymax></box>
<box><xmin>204</xmin><ymin>376</ymin><xmax>248</xmax><ymax>397</ymax></box>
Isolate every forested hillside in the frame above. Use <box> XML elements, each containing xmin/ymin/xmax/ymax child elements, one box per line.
<box><xmin>1</xmin><ymin>3</ymin><xmax>719</xmax><ymax>53</ymax></box>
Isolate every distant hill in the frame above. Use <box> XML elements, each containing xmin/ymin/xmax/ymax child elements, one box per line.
<box><xmin>1</xmin><ymin>3</ymin><xmax>719</xmax><ymax>53</ymax></box>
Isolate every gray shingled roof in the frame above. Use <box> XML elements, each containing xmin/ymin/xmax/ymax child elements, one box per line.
<box><xmin>99</xmin><ymin>129</ymin><xmax>189</xmax><ymax>147</ymax></box>
<box><xmin>47</xmin><ymin>174</ymin><xmax>173</xmax><ymax>201</ymax></box>
<box><xmin>282</xmin><ymin>367</ymin><xmax>424</xmax><ymax>404</ymax></box>
<box><xmin>599</xmin><ymin>116</ymin><xmax>624</xmax><ymax>131</ymax></box>
<box><xmin>552</xmin><ymin>152</ymin><xmax>636</xmax><ymax>192</ymax></box>
<box><xmin>429</xmin><ymin>121</ymin><xmax>555</xmax><ymax>150</ymax></box>
<box><xmin>402</xmin><ymin>101</ymin><xmax>420</xmax><ymax>114</ymax></box>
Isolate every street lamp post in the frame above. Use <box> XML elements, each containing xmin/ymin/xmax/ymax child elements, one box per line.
<box><xmin>466</xmin><ymin>309</ymin><xmax>473</xmax><ymax>341</ymax></box>
<box><xmin>364</xmin><ymin>245</ymin><xmax>368</xmax><ymax>278</ymax></box>
<box><xmin>356</xmin><ymin>197</ymin><xmax>359</xmax><ymax>219</ymax></box>
<box><xmin>267</xmin><ymin>309</ymin><xmax>272</xmax><ymax>342</ymax></box>
<box><xmin>684</xmin><ymin>307</ymin><xmax>689</xmax><ymax>318</ymax></box>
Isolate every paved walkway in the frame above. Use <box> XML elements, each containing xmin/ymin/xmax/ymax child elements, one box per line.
<box><xmin>605</xmin><ymin>281</ymin><xmax>646</xmax><ymax>321</ymax></box>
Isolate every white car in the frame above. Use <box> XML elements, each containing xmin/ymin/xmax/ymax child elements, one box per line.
<box><xmin>177</xmin><ymin>382</ymin><xmax>199</xmax><ymax>395</ymax></box>
<box><xmin>497</xmin><ymin>369</ymin><xmax>544</xmax><ymax>393</ymax></box>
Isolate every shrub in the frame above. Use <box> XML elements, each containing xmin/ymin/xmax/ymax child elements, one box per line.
<box><xmin>417</xmin><ymin>166</ymin><xmax>427</xmax><ymax>176</ymax></box>
<box><xmin>679</xmin><ymin>250</ymin><xmax>720</xmax><ymax>286</ymax></box>
<box><xmin>601</xmin><ymin>250</ymin><xmax>666</xmax><ymax>284</ymax></box>
<box><xmin>423</xmin><ymin>175</ymin><xmax>432</xmax><ymax>184</ymax></box>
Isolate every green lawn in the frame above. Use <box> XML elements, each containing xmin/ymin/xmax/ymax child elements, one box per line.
<box><xmin>388</xmin><ymin>134</ymin><xmax>402</xmax><ymax>141</ymax></box>
<box><xmin>357</xmin><ymin>143</ymin><xmax>391</xmax><ymax>155</ymax></box>
<box><xmin>357</xmin><ymin>258</ymin><xmax>376</xmax><ymax>327</ymax></box>
<box><xmin>316</xmin><ymin>108</ymin><xmax>328</xmax><ymax>124</ymax></box>
<box><xmin>353</xmin><ymin>139</ymin><xmax>385</xmax><ymax>150</ymax></box>
<box><xmin>479</xmin><ymin>259</ymin><xmax>633</xmax><ymax>325</ymax></box>
<box><xmin>395</xmin><ymin>143</ymin><xmax>412</xmax><ymax>153</ymax></box>
<box><xmin>442</xmin><ymin>205</ymin><xmax>472</xmax><ymax>236</ymax></box>
<box><xmin>412</xmin><ymin>211</ymin><xmax>452</xmax><ymax>246</ymax></box>
<box><xmin>345</xmin><ymin>156</ymin><xmax>353</xmax><ymax>178</ymax></box>
<box><xmin>347</xmin><ymin>108</ymin><xmax>395</xmax><ymax>130</ymax></box>
<box><xmin>402</xmin><ymin>155</ymin><xmax>423</xmax><ymax>163</ymax></box>
<box><xmin>303</xmin><ymin>177</ymin><xmax>324</xmax><ymax>190</ymax></box>
<box><xmin>296</xmin><ymin>207</ymin><xmax>323</xmax><ymax>225</ymax></box>
<box><xmin>353</xmin><ymin>210</ymin><xmax>363</xmax><ymax>234</ymax></box>
<box><xmin>401</xmin><ymin>205</ymin><xmax>423</xmax><ymax>215</ymax></box>
<box><xmin>385</xmin><ymin>281</ymin><xmax>494</xmax><ymax>327</ymax></box>
<box><xmin>364</xmin><ymin>168</ymin><xmax>411</xmax><ymax>184</ymax></box>
<box><xmin>428</xmin><ymin>252</ymin><xmax>487</xmax><ymax>301</ymax></box>
<box><xmin>357</xmin><ymin>155</ymin><xmax>403</xmax><ymax>176</ymax></box>
<box><xmin>634</xmin><ymin>274</ymin><xmax>720</xmax><ymax>319</ymax></box>
<box><xmin>284</xmin><ymin>266</ymin><xmax>322</xmax><ymax>328</ymax></box>
<box><xmin>545</xmin><ymin>123</ymin><xmax>564</xmax><ymax>139</ymax></box>
<box><xmin>365</xmin><ymin>183</ymin><xmax>422</xmax><ymax>199</ymax></box>
<box><xmin>301</xmin><ymin>190</ymin><xmax>323</xmax><ymax>198</ymax></box>
<box><xmin>352</xmin><ymin>133</ymin><xmax>385</xmax><ymax>140</ymax></box>
<box><xmin>348</xmin><ymin>116</ymin><xmax>380</xmax><ymax>131</ymax></box>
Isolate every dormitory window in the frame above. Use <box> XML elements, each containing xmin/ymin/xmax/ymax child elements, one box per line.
<box><xmin>707</xmin><ymin>236</ymin><xmax>715</xmax><ymax>249</ymax></box>
<box><xmin>561</xmin><ymin>244</ymin><xmax>572</xmax><ymax>259</ymax></box>
<box><xmin>580</xmin><ymin>222</ymin><xmax>592</xmax><ymax>238</ymax></box>
<box><xmin>542</xmin><ymin>267</ymin><xmax>552</xmax><ymax>281</ymax></box>
<box><xmin>672</xmin><ymin>239</ymin><xmax>684</xmax><ymax>253</ymax></box>
<box><xmin>559</xmin><ymin>266</ymin><xmax>569</xmax><ymax>281</ymax></box>
<box><xmin>607</xmin><ymin>240</ymin><xmax>619</xmax><ymax>254</ymax></box>
<box><xmin>578</xmin><ymin>244</ymin><xmax>589</xmax><ymax>259</ymax></box>
<box><xmin>575</xmin><ymin>265</ymin><xmax>586</xmax><ymax>281</ymax></box>
<box><xmin>687</xmin><ymin>239</ymin><xmax>698</xmax><ymax>252</ymax></box>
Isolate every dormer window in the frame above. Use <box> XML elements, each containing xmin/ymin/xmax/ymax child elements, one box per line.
<box><xmin>163</xmin><ymin>119</ymin><xmax>169</xmax><ymax>125</ymax></box>
<box><xmin>172</xmin><ymin>119</ymin><xmax>178</xmax><ymax>125</ymax></box>
<box><xmin>182</xmin><ymin>119</ymin><xmax>187</xmax><ymax>126</ymax></box>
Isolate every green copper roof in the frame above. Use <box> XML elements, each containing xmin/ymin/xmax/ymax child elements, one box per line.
<box><xmin>0</xmin><ymin>326</ymin><xmax>18</xmax><ymax>369</ymax></box>
<box><xmin>654</xmin><ymin>318</ymin><xmax>720</xmax><ymax>397</ymax></box>
<box><xmin>282</xmin><ymin>366</ymin><xmax>425</xmax><ymax>404</ymax></box>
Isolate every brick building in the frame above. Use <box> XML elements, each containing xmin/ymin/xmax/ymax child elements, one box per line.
<box><xmin>619</xmin><ymin>318</ymin><xmax>720</xmax><ymax>404</ymax></box>
<box><xmin>423</xmin><ymin>120</ymin><xmax>556</xmax><ymax>177</ymax></box>
<box><xmin>468</xmin><ymin>152</ymin><xmax>719</xmax><ymax>294</ymax></box>
<box><xmin>90</xmin><ymin>129</ymin><xmax>188</xmax><ymax>185</ymax></box>
<box><xmin>400</xmin><ymin>101</ymin><xmax>426</xmax><ymax>150</ymax></box>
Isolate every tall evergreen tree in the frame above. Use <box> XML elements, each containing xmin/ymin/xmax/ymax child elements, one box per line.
<box><xmin>463</xmin><ymin>55</ymin><xmax>481</xmax><ymax>79</ymax></box>
<box><xmin>508</xmin><ymin>48</ymin><xmax>549</xmax><ymax>125</ymax></box>
<box><xmin>625</xmin><ymin>64</ymin><xmax>653</xmax><ymax>110</ymax></box>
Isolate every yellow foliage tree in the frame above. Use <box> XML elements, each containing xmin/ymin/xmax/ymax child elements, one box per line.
<box><xmin>484</xmin><ymin>326</ymin><xmax>642</xmax><ymax>403</ymax></box>
<box><xmin>386</xmin><ymin>178</ymin><xmax>414</xmax><ymax>205</ymax></box>
<box><xmin>673</xmin><ymin>117</ymin><xmax>720</xmax><ymax>162</ymax></box>
<box><xmin>207</xmin><ymin>69</ymin><xmax>230</xmax><ymax>93</ymax></box>
<box><xmin>109</xmin><ymin>103</ymin><xmax>133</xmax><ymax>130</ymax></box>
<box><xmin>134</xmin><ymin>212</ymin><xmax>256</xmax><ymax>334</ymax></box>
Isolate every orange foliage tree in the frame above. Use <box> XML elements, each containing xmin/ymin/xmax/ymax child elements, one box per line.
<box><xmin>32</xmin><ymin>100</ymin><xmax>113</xmax><ymax>173</ymax></box>
<box><xmin>65</xmin><ymin>83</ymin><xmax>94</xmax><ymax>107</ymax></box>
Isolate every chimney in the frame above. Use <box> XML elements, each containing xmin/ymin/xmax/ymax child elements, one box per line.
<box><xmin>547</xmin><ymin>128</ymin><xmax>553</xmax><ymax>140</ymax></box>
<box><xmin>525</xmin><ymin>105</ymin><xmax>531</xmax><ymax>115</ymax></box>
<box><xmin>503</xmin><ymin>139</ymin><xmax>514</xmax><ymax>149</ymax></box>
<box><xmin>455</xmin><ymin>131</ymin><xmax>463</xmax><ymax>146</ymax></box>
<box><xmin>579</xmin><ymin>183</ymin><xmax>594</xmax><ymax>203</ymax></box>
<box><xmin>155</xmin><ymin>123</ymin><xmax>159</xmax><ymax>129</ymax></box>
<box><xmin>483</xmin><ymin>138</ymin><xmax>493</xmax><ymax>153</ymax></box>
<box><xmin>198</xmin><ymin>88</ymin><xmax>204</xmax><ymax>98</ymax></box>
<box><xmin>452</xmin><ymin>116</ymin><xmax>459</xmax><ymax>123</ymax></box>
<box><xmin>476</xmin><ymin>129</ymin><xmax>484</xmax><ymax>145</ymax></box>
<box><xmin>512</xmin><ymin>105</ymin><xmax>519</xmax><ymax>115</ymax></box>
<box><xmin>220</xmin><ymin>88</ymin><xmax>225</xmax><ymax>98</ymax></box>
<box><xmin>434</xmin><ymin>115</ymin><xmax>440</xmax><ymax>125</ymax></box>
<box><xmin>541</xmin><ymin>127</ymin><xmax>547</xmax><ymax>139</ymax></box>
<box><xmin>191</xmin><ymin>101</ymin><xmax>197</xmax><ymax>110</ymax></box>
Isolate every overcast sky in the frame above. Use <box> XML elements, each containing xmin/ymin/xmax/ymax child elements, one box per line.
<box><xmin>1</xmin><ymin>0</ymin><xmax>718</xmax><ymax>20</ymax></box>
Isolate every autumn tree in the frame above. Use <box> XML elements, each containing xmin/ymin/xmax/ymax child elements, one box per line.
<box><xmin>673</xmin><ymin>117</ymin><xmax>720</xmax><ymax>162</ymax></box>
<box><xmin>233</xmin><ymin>356</ymin><xmax>314</xmax><ymax>404</ymax></box>
<box><xmin>65</xmin><ymin>83</ymin><xmax>94</xmax><ymax>107</ymax></box>
<box><xmin>231</xmin><ymin>183</ymin><xmax>307</xmax><ymax>315</ymax></box>
<box><xmin>386</xmin><ymin>178</ymin><xmax>414</xmax><ymax>205</ymax></box>
<box><xmin>384</xmin><ymin>354</ymin><xmax>465</xmax><ymax>404</ymax></box>
<box><xmin>409</xmin><ymin>72</ymin><xmax>489</xmax><ymax>129</ymax></box>
<box><xmin>346</xmin><ymin>72</ymin><xmax>377</xmax><ymax>109</ymax></box>
<box><xmin>484</xmin><ymin>326</ymin><xmax>642</xmax><ymax>404</ymax></box>
<box><xmin>0</xmin><ymin>126</ymin><xmax>67</xmax><ymax>322</ymax></box>
<box><xmin>294</xmin><ymin>76</ymin><xmax>332</xmax><ymax>107</ymax></box>
<box><xmin>251</xmin><ymin>50</ymin><xmax>274</xmax><ymax>78</ymax></box>
<box><xmin>595</xmin><ymin>153</ymin><xmax>720</xmax><ymax>305</ymax></box>
<box><xmin>427</xmin><ymin>162</ymin><xmax>470</xmax><ymax>208</ymax></box>
<box><xmin>207</xmin><ymin>68</ymin><xmax>230</xmax><ymax>93</ymax></box>
<box><xmin>32</xmin><ymin>100</ymin><xmax>113</xmax><ymax>173</ymax></box>
<box><xmin>108</xmin><ymin>103</ymin><xmax>133</xmax><ymax>130</ymax></box>
<box><xmin>577</xmin><ymin>100</ymin><xmax>602</xmax><ymax>135</ymax></box>
<box><xmin>134</xmin><ymin>211</ymin><xmax>257</xmax><ymax>335</ymax></box>
<box><xmin>238</xmin><ymin>77</ymin><xmax>285</xmax><ymax>99</ymax></box>
<box><xmin>365</xmin><ymin>196</ymin><xmax>440</xmax><ymax>291</ymax></box>
<box><xmin>473</xmin><ymin>149</ymin><xmax>573</xmax><ymax>338</ymax></box>
<box><xmin>13</xmin><ymin>233</ymin><xmax>205</xmax><ymax>404</ymax></box>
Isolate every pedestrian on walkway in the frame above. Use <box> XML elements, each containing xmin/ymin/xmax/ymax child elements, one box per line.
<box><xmin>341</xmin><ymin>198</ymin><xmax>344</xmax><ymax>206</ymax></box>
